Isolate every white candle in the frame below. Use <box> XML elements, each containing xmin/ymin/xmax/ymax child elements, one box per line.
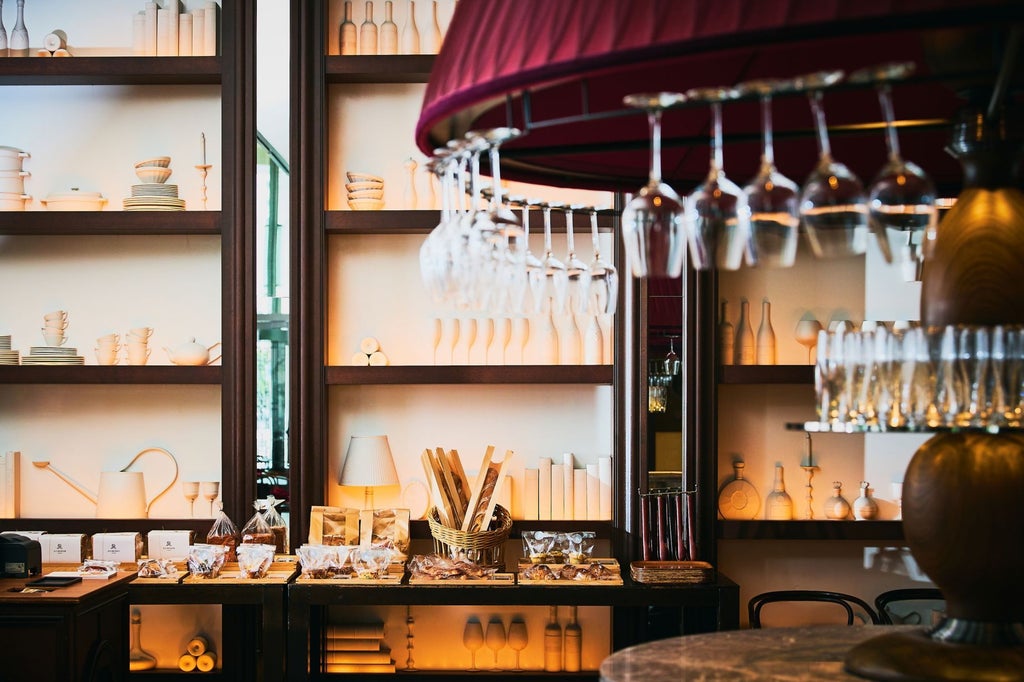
<box><xmin>201</xmin><ymin>132</ymin><xmax>206</xmax><ymax>165</ymax></box>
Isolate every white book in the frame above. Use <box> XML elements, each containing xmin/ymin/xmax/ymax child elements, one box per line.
<box><xmin>523</xmin><ymin>468</ymin><xmax>539</xmax><ymax>520</ymax></box>
<box><xmin>598</xmin><ymin>455</ymin><xmax>613</xmax><ymax>520</ymax></box>
<box><xmin>204</xmin><ymin>2</ymin><xmax>218</xmax><ymax>57</ymax></box>
<box><xmin>586</xmin><ymin>464</ymin><xmax>600</xmax><ymax>521</ymax></box>
<box><xmin>562</xmin><ymin>452</ymin><xmax>575</xmax><ymax>520</ymax></box>
<box><xmin>1</xmin><ymin>451</ymin><xmax>18</xmax><ymax>518</ymax></box>
<box><xmin>145</xmin><ymin>2</ymin><xmax>158</xmax><ymax>56</ymax></box>
<box><xmin>496</xmin><ymin>474</ymin><xmax>512</xmax><ymax>516</ymax></box>
<box><xmin>551</xmin><ymin>464</ymin><xmax>565</xmax><ymax>520</ymax></box>
<box><xmin>573</xmin><ymin>469</ymin><xmax>587</xmax><ymax>520</ymax></box>
<box><xmin>538</xmin><ymin>457</ymin><xmax>552</xmax><ymax>520</ymax></box>
<box><xmin>192</xmin><ymin>10</ymin><xmax>205</xmax><ymax>57</ymax></box>
<box><xmin>167</xmin><ymin>0</ymin><xmax>180</xmax><ymax>57</ymax></box>
<box><xmin>178</xmin><ymin>13</ymin><xmax>193</xmax><ymax>56</ymax></box>
<box><xmin>157</xmin><ymin>9</ymin><xmax>170</xmax><ymax>56</ymax></box>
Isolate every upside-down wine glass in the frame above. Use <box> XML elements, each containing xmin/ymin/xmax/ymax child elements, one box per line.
<box><xmin>588</xmin><ymin>206</ymin><xmax>619</xmax><ymax>316</ymax></box>
<box><xmin>621</xmin><ymin>92</ymin><xmax>687</xmax><ymax>278</ymax></box>
<box><xmin>852</xmin><ymin>62</ymin><xmax>937</xmax><ymax>281</ymax></box>
<box><xmin>684</xmin><ymin>86</ymin><xmax>752</xmax><ymax>270</ymax></box>
<box><xmin>563</xmin><ymin>204</ymin><xmax>590</xmax><ymax>315</ymax></box>
<box><xmin>479</xmin><ymin>127</ymin><xmax>525</xmax><ymax>314</ymax></box>
<box><xmin>539</xmin><ymin>201</ymin><xmax>568</xmax><ymax>314</ymax></box>
<box><xmin>798</xmin><ymin>70</ymin><xmax>870</xmax><ymax>259</ymax></box>
<box><xmin>516</xmin><ymin>197</ymin><xmax>546</xmax><ymax>315</ymax></box>
<box><xmin>739</xmin><ymin>78</ymin><xmax>800</xmax><ymax>268</ymax></box>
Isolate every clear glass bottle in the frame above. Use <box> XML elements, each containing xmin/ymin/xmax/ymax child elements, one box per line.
<box><xmin>719</xmin><ymin>299</ymin><xmax>734</xmax><ymax>366</ymax></box>
<box><xmin>543</xmin><ymin>605</ymin><xmax>562</xmax><ymax>672</ymax></box>
<box><xmin>563</xmin><ymin>606</ymin><xmax>582</xmax><ymax>672</ymax></box>
<box><xmin>765</xmin><ymin>463</ymin><xmax>793</xmax><ymax>520</ymax></box>
<box><xmin>756</xmin><ymin>297</ymin><xmax>777</xmax><ymax>365</ymax></box>
<box><xmin>339</xmin><ymin>1</ymin><xmax>357</xmax><ymax>55</ymax></box>
<box><xmin>359</xmin><ymin>0</ymin><xmax>378</xmax><ymax>55</ymax></box>
<box><xmin>128</xmin><ymin>608</ymin><xmax>158</xmax><ymax>671</ymax></box>
<box><xmin>10</xmin><ymin>0</ymin><xmax>28</xmax><ymax>57</ymax></box>
<box><xmin>400</xmin><ymin>0</ymin><xmax>420</xmax><ymax>54</ymax></box>
<box><xmin>734</xmin><ymin>297</ymin><xmax>755</xmax><ymax>365</ymax></box>
<box><xmin>0</xmin><ymin>0</ymin><xmax>9</xmax><ymax>57</ymax></box>
<box><xmin>380</xmin><ymin>0</ymin><xmax>398</xmax><ymax>54</ymax></box>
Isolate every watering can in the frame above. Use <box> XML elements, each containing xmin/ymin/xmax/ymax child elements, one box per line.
<box><xmin>33</xmin><ymin>447</ymin><xmax>179</xmax><ymax>518</ymax></box>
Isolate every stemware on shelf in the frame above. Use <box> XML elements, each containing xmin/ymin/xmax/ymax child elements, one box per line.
<box><xmin>852</xmin><ymin>61</ymin><xmax>938</xmax><ymax>281</ymax></box>
<box><xmin>182</xmin><ymin>481</ymin><xmax>200</xmax><ymax>518</ymax></box>
<box><xmin>794</xmin><ymin>316</ymin><xmax>824</xmax><ymax>364</ymax></box>
<box><xmin>587</xmin><ymin>207</ymin><xmax>619</xmax><ymax>317</ymax></box>
<box><xmin>478</xmin><ymin>127</ymin><xmax>524</xmax><ymax>316</ymax></box>
<box><xmin>621</xmin><ymin>92</ymin><xmax>688</xmax><ymax>278</ymax></box>
<box><xmin>506</xmin><ymin>619</ymin><xmax>528</xmax><ymax>672</ymax></box>
<box><xmin>514</xmin><ymin>197</ymin><xmax>547</xmax><ymax>317</ymax></box>
<box><xmin>463</xmin><ymin>617</ymin><xmax>485</xmax><ymax>672</ymax></box>
<box><xmin>683</xmin><ymin>86</ymin><xmax>752</xmax><ymax>271</ymax></box>
<box><xmin>485</xmin><ymin>617</ymin><xmax>506</xmax><ymax>671</ymax></box>
<box><xmin>798</xmin><ymin>70</ymin><xmax>870</xmax><ymax>259</ymax></box>
<box><xmin>738</xmin><ymin>78</ymin><xmax>801</xmax><ymax>268</ymax></box>
<box><xmin>539</xmin><ymin>201</ymin><xmax>569</xmax><ymax>315</ymax></box>
<box><xmin>562</xmin><ymin>204</ymin><xmax>590</xmax><ymax>316</ymax></box>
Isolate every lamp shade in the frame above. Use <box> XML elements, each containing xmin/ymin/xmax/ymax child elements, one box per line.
<box><xmin>339</xmin><ymin>435</ymin><xmax>400</xmax><ymax>488</ymax></box>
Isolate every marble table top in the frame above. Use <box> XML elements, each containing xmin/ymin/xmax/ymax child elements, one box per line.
<box><xmin>599</xmin><ymin>624</ymin><xmax>920</xmax><ymax>681</ymax></box>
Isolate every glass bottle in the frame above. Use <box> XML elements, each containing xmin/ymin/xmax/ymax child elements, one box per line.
<box><xmin>128</xmin><ymin>607</ymin><xmax>158</xmax><ymax>671</ymax></box>
<box><xmin>564</xmin><ymin>606</ymin><xmax>582</xmax><ymax>672</ymax></box>
<box><xmin>719</xmin><ymin>299</ymin><xmax>734</xmax><ymax>366</ymax></box>
<box><xmin>543</xmin><ymin>605</ymin><xmax>562</xmax><ymax>672</ymax></box>
<box><xmin>756</xmin><ymin>297</ymin><xmax>777</xmax><ymax>365</ymax></box>
<box><xmin>429</xmin><ymin>0</ymin><xmax>442</xmax><ymax>53</ymax></box>
<box><xmin>0</xmin><ymin>0</ymin><xmax>8</xmax><ymax>58</ymax></box>
<box><xmin>734</xmin><ymin>297</ymin><xmax>755</xmax><ymax>365</ymax></box>
<box><xmin>853</xmin><ymin>481</ymin><xmax>879</xmax><ymax>520</ymax></box>
<box><xmin>359</xmin><ymin>1</ymin><xmax>378</xmax><ymax>55</ymax></box>
<box><xmin>339</xmin><ymin>1</ymin><xmax>357</xmax><ymax>55</ymax></box>
<box><xmin>10</xmin><ymin>0</ymin><xmax>28</xmax><ymax>57</ymax></box>
<box><xmin>765</xmin><ymin>463</ymin><xmax>793</xmax><ymax>520</ymax></box>
<box><xmin>400</xmin><ymin>0</ymin><xmax>420</xmax><ymax>54</ymax></box>
<box><xmin>825</xmin><ymin>481</ymin><xmax>852</xmax><ymax>520</ymax></box>
<box><xmin>380</xmin><ymin>0</ymin><xmax>398</xmax><ymax>54</ymax></box>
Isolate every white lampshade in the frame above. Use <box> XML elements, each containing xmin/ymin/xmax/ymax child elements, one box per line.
<box><xmin>339</xmin><ymin>435</ymin><xmax>399</xmax><ymax>508</ymax></box>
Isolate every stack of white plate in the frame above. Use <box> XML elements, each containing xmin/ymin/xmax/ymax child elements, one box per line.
<box><xmin>21</xmin><ymin>346</ymin><xmax>85</xmax><ymax>365</ymax></box>
<box><xmin>123</xmin><ymin>157</ymin><xmax>187</xmax><ymax>211</ymax></box>
<box><xmin>0</xmin><ymin>334</ymin><xmax>18</xmax><ymax>365</ymax></box>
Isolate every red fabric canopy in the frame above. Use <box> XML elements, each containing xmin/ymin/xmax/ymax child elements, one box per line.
<box><xmin>415</xmin><ymin>0</ymin><xmax>1023</xmax><ymax>192</ymax></box>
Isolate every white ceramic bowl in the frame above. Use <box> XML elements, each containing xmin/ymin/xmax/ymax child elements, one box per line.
<box><xmin>345</xmin><ymin>181</ymin><xmax>384</xmax><ymax>192</ymax></box>
<box><xmin>135</xmin><ymin>156</ymin><xmax>171</xmax><ymax>168</ymax></box>
<box><xmin>346</xmin><ymin>171</ymin><xmax>384</xmax><ymax>184</ymax></box>
<box><xmin>348</xmin><ymin>198</ymin><xmax>385</xmax><ymax>211</ymax></box>
<box><xmin>0</xmin><ymin>170</ymin><xmax>29</xmax><ymax>195</ymax></box>
<box><xmin>0</xmin><ymin>192</ymin><xmax>31</xmax><ymax>211</ymax></box>
<box><xmin>135</xmin><ymin>166</ymin><xmax>173</xmax><ymax>184</ymax></box>
<box><xmin>0</xmin><ymin>146</ymin><xmax>29</xmax><ymax>172</ymax></box>
<box><xmin>348</xmin><ymin>188</ymin><xmax>384</xmax><ymax>200</ymax></box>
<box><xmin>41</xmin><ymin>189</ymin><xmax>107</xmax><ymax>211</ymax></box>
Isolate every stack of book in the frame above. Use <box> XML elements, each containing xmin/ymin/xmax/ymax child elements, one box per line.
<box><xmin>324</xmin><ymin>623</ymin><xmax>394</xmax><ymax>674</ymax></box>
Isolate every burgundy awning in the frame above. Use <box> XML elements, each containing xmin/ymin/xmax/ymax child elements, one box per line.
<box><xmin>415</xmin><ymin>0</ymin><xmax>1022</xmax><ymax>192</ymax></box>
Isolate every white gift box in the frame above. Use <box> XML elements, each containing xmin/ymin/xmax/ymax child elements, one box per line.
<box><xmin>92</xmin><ymin>532</ymin><xmax>142</xmax><ymax>562</ymax></box>
<box><xmin>147</xmin><ymin>530</ymin><xmax>193</xmax><ymax>560</ymax></box>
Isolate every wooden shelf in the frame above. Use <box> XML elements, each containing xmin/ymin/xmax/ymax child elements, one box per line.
<box><xmin>0</xmin><ymin>518</ymin><xmax>214</xmax><ymax>535</ymax></box>
<box><xmin>716</xmin><ymin>520</ymin><xmax>904</xmax><ymax>541</ymax></box>
<box><xmin>0</xmin><ymin>366</ymin><xmax>221</xmax><ymax>384</ymax></box>
<box><xmin>718</xmin><ymin>365</ymin><xmax>814</xmax><ymax>385</ymax></box>
<box><xmin>325</xmin><ymin>209</ymin><xmax>619</xmax><ymax>234</ymax></box>
<box><xmin>326</xmin><ymin>365</ymin><xmax>613</xmax><ymax>385</ymax></box>
<box><xmin>325</xmin><ymin>54</ymin><xmax>436</xmax><ymax>83</ymax></box>
<box><xmin>0</xmin><ymin>56</ymin><xmax>221</xmax><ymax>85</ymax></box>
<box><xmin>0</xmin><ymin>211</ymin><xmax>221</xmax><ymax>236</ymax></box>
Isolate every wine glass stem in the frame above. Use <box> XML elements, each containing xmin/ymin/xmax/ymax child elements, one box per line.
<box><xmin>590</xmin><ymin>209</ymin><xmax>601</xmax><ymax>257</ymax></box>
<box><xmin>646</xmin><ymin>108</ymin><xmax>663</xmax><ymax>183</ymax></box>
<box><xmin>808</xmin><ymin>90</ymin><xmax>832</xmax><ymax>161</ymax></box>
<box><xmin>543</xmin><ymin>206</ymin><xmax>553</xmax><ymax>255</ymax></box>
<box><xmin>760</xmin><ymin>94</ymin><xmax>775</xmax><ymax>167</ymax></box>
<box><xmin>565</xmin><ymin>208</ymin><xmax>575</xmax><ymax>256</ymax></box>
<box><xmin>488</xmin><ymin>144</ymin><xmax>504</xmax><ymax>210</ymax></box>
<box><xmin>711</xmin><ymin>101</ymin><xmax>724</xmax><ymax>172</ymax></box>
<box><xmin>876</xmin><ymin>83</ymin><xmax>902</xmax><ymax>162</ymax></box>
<box><xmin>470</xmin><ymin>148</ymin><xmax>482</xmax><ymax>212</ymax></box>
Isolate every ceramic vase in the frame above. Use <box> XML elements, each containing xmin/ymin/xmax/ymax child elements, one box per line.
<box><xmin>719</xmin><ymin>299</ymin><xmax>734</xmax><ymax>366</ymax></box>
<box><xmin>400</xmin><ymin>0</ymin><xmax>420</xmax><ymax>54</ymax></box>
<box><xmin>756</xmin><ymin>297</ymin><xmax>777</xmax><ymax>365</ymax></box>
<box><xmin>734</xmin><ymin>297</ymin><xmax>755</xmax><ymax>365</ymax></box>
<box><xmin>10</xmin><ymin>0</ymin><xmax>28</xmax><ymax>57</ymax></box>
<box><xmin>359</xmin><ymin>0</ymin><xmax>378</xmax><ymax>55</ymax></box>
<box><xmin>853</xmin><ymin>481</ymin><xmax>879</xmax><ymax>520</ymax></box>
<box><xmin>380</xmin><ymin>0</ymin><xmax>398</xmax><ymax>54</ymax></box>
<box><xmin>765</xmin><ymin>463</ymin><xmax>794</xmax><ymax>520</ymax></box>
<box><xmin>825</xmin><ymin>481</ymin><xmax>852</xmax><ymax>520</ymax></box>
<box><xmin>339</xmin><ymin>0</ymin><xmax>357</xmax><ymax>54</ymax></box>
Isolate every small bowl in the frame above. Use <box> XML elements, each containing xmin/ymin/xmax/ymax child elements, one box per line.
<box><xmin>348</xmin><ymin>198</ymin><xmax>385</xmax><ymax>211</ymax></box>
<box><xmin>346</xmin><ymin>171</ymin><xmax>384</xmax><ymax>184</ymax></box>
<box><xmin>345</xmin><ymin>181</ymin><xmax>384</xmax><ymax>192</ymax></box>
<box><xmin>135</xmin><ymin>157</ymin><xmax>171</xmax><ymax>168</ymax></box>
<box><xmin>348</xmin><ymin>188</ymin><xmax>384</xmax><ymax>200</ymax></box>
<box><xmin>135</xmin><ymin>166</ymin><xmax>173</xmax><ymax>184</ymax></box>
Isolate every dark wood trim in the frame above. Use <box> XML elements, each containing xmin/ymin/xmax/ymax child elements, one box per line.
<box><xmin>0</xmin><ymin>56</ymin><xmax>221</xmax><ymax>85</ymax></box>
<box><xmin>694</xmin><ymin>269</ymin><xmax>717</xmax><ymax>566</ymax></box>
<box><xmin>719</xmin><ymin>364</ymin><xmax>815</xmax><ymax>384</ymax></box>
<box><xmin>325</xmin><ymin>54</ymin><xmax>435</xmax><ymax>83</ymax></box>
<box><xmin>325</xmin><ymin>365</ymin><xmax>613</xmax><ymax>385</ymax></box>
<box><xmin>0</xmin><ymin>366</ymin><xmax>220</xmax><ymax>384</ymax></box>
<box><xmin>717</xmin><ymin>520</ymin><xmax>905</xmax><ymax>541</ymax></box>
<box><xmin>0</xmin><ymin>211</ymin><xmax>220</xmax><ymax>236</ymax></box>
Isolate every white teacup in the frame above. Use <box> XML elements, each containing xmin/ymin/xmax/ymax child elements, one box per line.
<box><xmin>42</xmin><ymin>330</ymin><xmax>66</xmax><ymax>347</ymax></box>
<box><xmin>97</xmin><ymin>332</ymin><xmax>119</xmax><ymax>343</ymax></box>
<box><xmin>95</xmin><ymin>347</ymin><xmax>119</xmax><ymax>365</ymax></box>
<box><xmin>44</xmin><ymin>310</ymin><xmax>68</xmax><ymax>322</ymax></box>
<box><xmin>126</xmin><ymin>346</ymin><xmax>151</xmax><ymax>366</ymax></box>
<box><xmin>128</xmin><ymin>327</ymin><xmax>154</xmax><ymax>339</ymax></box>
<box><xmin>44</xmin><ymin>321</ymin><xmax>69</xmax><ymax>331</ymax></box>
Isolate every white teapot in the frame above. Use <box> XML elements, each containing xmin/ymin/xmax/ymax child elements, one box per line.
<box><xmin>164</xmin><ymin>338</ymin><xmax>222</xmax><ymax>365</ymax></box>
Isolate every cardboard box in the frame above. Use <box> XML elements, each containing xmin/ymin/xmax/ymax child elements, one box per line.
<box><xmin>92</xmin><ymin>532</ymin><xmax>142</xmax><ymax>562</ymax></box>
<box><xmin>147</xmin><ymin>530</ymin><xmax>194</xmax><ymax>560</ymax></box>
<box><xmin>45</xmin><ymin>533</ymin><xmax>88</xmax><ymax>563</ymax></box>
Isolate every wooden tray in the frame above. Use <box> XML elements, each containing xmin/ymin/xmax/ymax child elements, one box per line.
<box><xmin>184</xmin><ymin>562</ymin><xmax>297</xmax><ymax>584</ymax></box>
<box><xmin>517</xmin><ymin>558</ymin><xmax>623</xmax><ymax>585</ymax></box>
<box><xmin>408</xmin><ymin>572</ymin><xmax>515</xmax><ymax>586</ymax></box>
<box><xmin>132</xmin><ymin>560</ymin><xmax>188</xmax><ymax>584</ymax></box>
<box><xmin>629</xmin><ymin>560</ymin><xmax>715</xmax><ymax>584</ymax></box>
<box><xmin>295</xmin><ymin>563</ymin><xmax>404</xmax><ymax>585</ymax></box>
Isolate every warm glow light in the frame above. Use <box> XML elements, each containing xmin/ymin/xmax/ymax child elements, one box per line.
<box><xmin>653</xmin><ymin>196</ymin><xmax>662</xmax><ymax>207</ymax></box>
<box><xmin>828</xmin><ymin>176</ymin><xmax>839</xmax><ymax>190</ymax></box>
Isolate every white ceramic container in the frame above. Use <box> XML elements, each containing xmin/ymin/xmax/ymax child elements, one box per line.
<box><xmin>41</xmin><ymin>189</ymin><xmax>107</xmax><ymax>211</ymax></box>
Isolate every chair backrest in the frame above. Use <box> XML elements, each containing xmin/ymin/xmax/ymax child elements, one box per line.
<box><xmin>748</xmin><ymin>590</ymin><xmax>880</xmax><ymax>628</ymax></box>
<box><xmin>874</xmin><ymin>588</ymin><xmax>944</xmax><ymax>625</ymax></box>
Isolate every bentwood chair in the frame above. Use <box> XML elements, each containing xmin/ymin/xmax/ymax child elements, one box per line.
<box><xmin>874</xmin><ymin>588</ymin><xmax>945</xmax><ymax>625</ymax></box>
<box><xmin>748</xmin><ymin>590</ymin><xmax>880</xmax><ymax>628</ymax></box>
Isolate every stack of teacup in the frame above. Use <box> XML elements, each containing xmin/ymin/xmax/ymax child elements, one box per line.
<box><xmin>95</xmin><ymin>332</ymin><xmax>121</xmax><ymax>366</ymax></box>
<box><xmin>21</xmin><ymin>310</ymin><xmax>84</xmax><ymax>365</ymax></box>
<box><xmin>124</xmin><ymin>326</ymin><xmax>154</xmax><ymax>366</ymax></box>
<box><xmin>0</xmin><ymin>334</ymin><xmax>19</xmax><ymax>365</ymax></box>
<box><xmin>41</xmin><ymin>310</ymin><xmax>69</xmax><ymax>347</ymax></box>
<box><xmin>345</xmin><ymin>171</ymin><xmax>384</xmax><ymax>210</ymax></box>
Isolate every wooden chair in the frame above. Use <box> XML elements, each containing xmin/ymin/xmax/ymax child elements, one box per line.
<box><xmin>874</xmin><ymin>588</ymin><xmax>944</xmax><ymax>625</ymax></box>
<box><xmin>748</xmin><ymin>590</ymin><xmax>880</xmax><ymax>628</ymax></box>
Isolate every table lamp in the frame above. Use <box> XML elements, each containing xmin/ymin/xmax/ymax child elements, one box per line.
<box><xmin>339</xmin><ymin>435</ymin><xmax>399</xmax><ymax>509</ymax></box>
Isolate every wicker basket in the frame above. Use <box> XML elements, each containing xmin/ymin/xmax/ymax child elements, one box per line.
<box><xmin>427</xmin><ymin>504</ymin><xmax>513</xmax><ymax>567</ymax></box>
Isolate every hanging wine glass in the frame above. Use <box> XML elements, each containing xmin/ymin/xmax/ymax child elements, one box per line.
<box><xmin>516</xmin><ymin>197</ymin><xmax>546</xmax><ymax>315</ymax></box>
<box><xmin>588</xmin><ymin>206</ymin><xmax>619</xmax><ymax>316</ymax></box>
<box><xmin>621</xmin><ymin>92</ymin><xmax>688</xmax><ymax>278</ymax></box>
<box><xmin>419</xmin><ymin>151</ymin><xmax>456</xmax><ymax>307</ymax></box>
<box><xmin>797</xmin><ymin>70</ymin><xmax>870</xmax><ymax>259</ymax></box>
<box><xmin>477</xmin><ymin>127</ymin><xmax>524</xmax><ymax>315</ymax></box>
<box><xmin>683</xmin><ymin>86</ymin><xmax>752</xmax><ymax>271</ymax></box>
<box><xmin>737</xmin><ymin>78</ymin><xmax>800</xmax><ymax>268</ymax></box>
<box><xmin>539</xmin><ymin>200</ymin><xmax>568</xmax><ymax>314</ymax></box>
<box><xmin>851</xmin><ymin>62</ymin><xmax>937</xmax><ymax>281</ymax></box>
<box><xmin>562</xmin><ymin>204</ymin><xmax>590</xmax><ymax>315</ymax></box>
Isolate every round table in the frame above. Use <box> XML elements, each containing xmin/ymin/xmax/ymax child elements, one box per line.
<box><xmin>599</xmin><ymin>624</ymin><xmax>920</xmax><ymax>681</ymax></box>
